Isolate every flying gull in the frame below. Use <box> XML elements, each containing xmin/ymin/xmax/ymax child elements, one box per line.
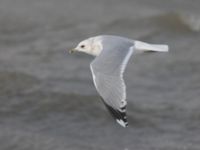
<box><xmin>69</xmin><ymin>35</ymin><xmax>168</xmax><ymax>127</ymax></box>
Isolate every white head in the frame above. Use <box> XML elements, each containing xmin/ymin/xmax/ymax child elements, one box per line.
<box><xmin>69</xmin><ymin>37</ymin><xmax>102</xmax><ymax>56</ymax></box>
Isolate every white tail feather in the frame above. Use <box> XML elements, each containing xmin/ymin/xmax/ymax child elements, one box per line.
<box><xmin>134</xmin><ymin>41</ymin><xmax>169</xmax><ymax>52</ymax></box>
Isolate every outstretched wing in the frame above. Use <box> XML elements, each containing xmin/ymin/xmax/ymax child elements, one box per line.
<box><xmin>90</xmin><ymin>42</ymin><xmax>133</xmax><ymax>127</ymax></box>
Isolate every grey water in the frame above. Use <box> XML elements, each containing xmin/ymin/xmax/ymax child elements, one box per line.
<box><xmin>0</xmin><ymin>0</ymin><xmax>200</xmax><ymax>149</ymax></box>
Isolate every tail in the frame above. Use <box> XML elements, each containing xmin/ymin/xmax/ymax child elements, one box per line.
<box><xmin>134</xmin><ymin>41</ymin><xmax>169</xmax><ymax>53</ymax></box>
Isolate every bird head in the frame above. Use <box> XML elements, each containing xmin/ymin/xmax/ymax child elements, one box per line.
<box><xmin>69</xmin><ymin>37</ymin><xmax>102</xmax><ymax>56</ymax></box>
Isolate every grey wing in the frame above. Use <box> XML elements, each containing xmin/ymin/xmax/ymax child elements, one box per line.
<box><xmin>90</xmin><ymin>44</ymin><xmax>133</xmax><ymax>127</ymax></box>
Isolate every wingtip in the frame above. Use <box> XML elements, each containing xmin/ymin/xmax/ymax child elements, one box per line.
<box><xmin>100</xmin><ymin>96</ymin><xmax>128</xmax><ymax>128</ymax></box>
<box><xmin>116</xmin><ymin>119</ymin><xmax>128</xmax><ymax>128</ymax></box>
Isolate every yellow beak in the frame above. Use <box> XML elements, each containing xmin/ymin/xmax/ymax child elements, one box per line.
<box><xmin>69</xmin><ymin>49</ymin><xmax>76</xmax><ymax>54</ymax></box>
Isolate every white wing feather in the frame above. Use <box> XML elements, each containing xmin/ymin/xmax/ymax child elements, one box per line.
<box><xmin>134</xmin><ymin>41</ymin><xmax>169</xmax><ymax>52</ymax></box>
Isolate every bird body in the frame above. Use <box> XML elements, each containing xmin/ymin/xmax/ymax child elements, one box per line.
<box><xmin>70</xmin><ymin>35</ymin><xmax>168</xmax><ymax>127</ymax></box>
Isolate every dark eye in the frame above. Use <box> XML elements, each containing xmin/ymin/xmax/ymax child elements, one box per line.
<box><xmin>80</xmin><ymin>45</ymin><xmax>85</xmax><ymax>48</ymax></box>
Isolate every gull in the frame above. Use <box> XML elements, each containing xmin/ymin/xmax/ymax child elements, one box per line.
<box><xmin>69</xmin><ymin>35</ymin><xmax>168</xmax><ymax>127</ymax></box>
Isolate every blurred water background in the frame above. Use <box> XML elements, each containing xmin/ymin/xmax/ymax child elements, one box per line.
<box><xmin>0</xmin><ymin>0</ymin><xmax>200</xmax><ymax>149</ymax></box>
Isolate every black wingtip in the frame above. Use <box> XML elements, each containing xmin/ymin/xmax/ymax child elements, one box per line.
<box><xmin>100</xmin><ymin>97</ymin><xmax>128</xmax><ymax>127</ymax></box>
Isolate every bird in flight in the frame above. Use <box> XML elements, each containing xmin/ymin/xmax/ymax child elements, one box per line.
<box><xmin>69</xmin><ymin>35</ymin><xmax>168</xmax><ymax>127</ymax></box>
